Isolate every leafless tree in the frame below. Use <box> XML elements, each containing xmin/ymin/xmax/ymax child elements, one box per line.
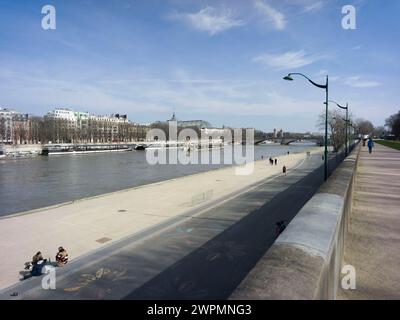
<box><xmin>355</xmin><ymin>119</ymin><xmax>374</xmax><ymax>136</ymax></box>
<box><xmin>385</xmin><ymin>110</ymin><xmax>400</xmax><ymax>139</ymax></box>
<box><xmin>318</xmin><ymin>110</ymin><xmax>348</xmax><ymax>152</ymax></box>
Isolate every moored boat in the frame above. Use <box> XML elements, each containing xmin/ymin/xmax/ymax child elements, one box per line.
<box><xmin>42</xmin><ymin>144</ymin><xmax>132</xmax><ymax>156</ymax></box>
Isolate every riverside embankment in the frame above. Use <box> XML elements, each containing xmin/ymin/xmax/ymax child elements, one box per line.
<box><xmin>0</xmin><ymin>148</ymin><xmax>322</xmax><ymax>291</ymax></box>
<box><xmin>0</xmin><ymin>144</ymin><xmax>315</xmax><ymax>216</ymax></box>
<box><xmin>231</xmin><ymin>142</ymin><xmax>400</xmax><ymax>300</ymax></box>
<box><xmin>231</xmin><ymin>144</ymin><xmax>360</xmax><ymax>299</ymax></box>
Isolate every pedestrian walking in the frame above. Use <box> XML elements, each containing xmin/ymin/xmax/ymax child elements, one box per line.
<box><xmin>274</xmin><ymin>158</ymin><xmax>277</xmax><ymax>165</ymax></box>
<box><xmin>367</xmin><ymin>137</ymin><xmax>374</xmax><ymax>154</ymax></box>
<box><xmin>282</xmin><ymin>165</ymin><xmax>287</xmax><ymax>176</ymax></box>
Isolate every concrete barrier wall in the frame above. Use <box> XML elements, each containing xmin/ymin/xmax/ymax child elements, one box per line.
<box><xmin>230</xmin><ymin>146</ymin><xmax>360</xmax><ymax>300</ymax></box>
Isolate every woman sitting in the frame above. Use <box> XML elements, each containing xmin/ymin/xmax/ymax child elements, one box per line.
<box><xmin>55</xmin><ymin>246</ymin><xmax>69</xmax><ymax>267</ymax></box>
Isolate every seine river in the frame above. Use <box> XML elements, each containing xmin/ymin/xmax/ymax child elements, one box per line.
<box><xmin>0</xmin><ymin>144</ymin><xmax>317</xmax><ymax>217</ymax></box>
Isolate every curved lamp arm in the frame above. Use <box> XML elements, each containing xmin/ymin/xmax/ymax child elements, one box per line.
<box><xmin>328</xmin><ymin>100</ymin><xmax>348</xmax><ymax>110</ymax></box>
<box><xmin>284</xmin><ymin>73</ymin><xmax>327</xmax><ymax>89</ymax></box>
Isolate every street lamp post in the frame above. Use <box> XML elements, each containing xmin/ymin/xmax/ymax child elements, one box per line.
<box><xmin>329</xmin><ymin>100</ymin><xmax>349</xmax><ymax>157</ymax></box>
<box><xmin>283</xmin><ymin>73</ymin><xmax>329</xmax><ymax>181</ymax></box>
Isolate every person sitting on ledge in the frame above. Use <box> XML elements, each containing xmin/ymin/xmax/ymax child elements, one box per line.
<box><xmin>32</xmin><ymin>251</ymin><xmax>44</xmax><ymax>266</ymax></box>
<box><xmin>56</xmin><ymin>246</ymin><xmax>69</xmax><ymax>267</ymax></box>
<box><xmin>31</xmin><ymin>258</ymin><xmax>47</xmax><ymax>276</ymax></box>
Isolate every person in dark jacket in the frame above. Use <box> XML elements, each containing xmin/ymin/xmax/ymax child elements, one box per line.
<box><xmin>367</xmin><ymin>137</ymin><xmax>374</xmax><ymax>154</ymax></box>
<box><xmin>31</xmin><ymin>258</ymin><xmax>47</xmax><ymax>276</ymax></box>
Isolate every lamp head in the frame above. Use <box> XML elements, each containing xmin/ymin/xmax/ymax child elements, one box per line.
<box><xmin>283</xmin><ymin>74</ymin><xmax>293</xmax><ymax>81</ymax></box>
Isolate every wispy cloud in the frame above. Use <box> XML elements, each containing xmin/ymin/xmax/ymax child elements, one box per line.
<box><xmin>345</xmin><ymin>76</ymin><xmax>381</xmax><ymax>88</ymax></box>
<box><xmin>312</xmin><ymin>70</ymin><xmax>339</xmax><ymax>82</ymax></box>
<box><xmin>254</xmin><ymin>0</ymin><xmax>286</xmax><ymax>30</ymax></box>
<box><xmin>301</xmin><ymin>1</ymin><xmax>323</xmax><ymax>13</ymax></box>
<box><xmin>253</xmin><ymin>50</ymin><xmax>316</xmax><ymax>70</ymax></box>
<box><xmin>168</xmin><ymin>6</ymin><xmax>245</xmax><ymax>36</ymax></box>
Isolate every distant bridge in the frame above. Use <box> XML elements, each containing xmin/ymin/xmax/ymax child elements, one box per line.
<box><xmin>229</xmin><ymin>131</ymin><xmax>324</xmax><ymax>146</ymax></box>
<box><xmin>254</xmin><ymin>138</ymin><xmax>324</xmax><ymax>146</ymax></box>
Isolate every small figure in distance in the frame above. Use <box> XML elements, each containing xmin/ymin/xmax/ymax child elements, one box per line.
<box><xmin>56</xmin><ymin>246</ymin><xmax>69</xmax><ymax>267</ymax></box>
<box><xmin>282</xmin><ymin>165</ymin><xmax>287</xmax><ymax>176</ymax></box>
<box><xmin>367</xmin><ymin>137</ymin><xmax>374</xmax><ymax>154</ymax></box>
<box><xmin>274</xmin><ymin>158</ymin><xmax>277</xmax><ymax>165</ymax></box>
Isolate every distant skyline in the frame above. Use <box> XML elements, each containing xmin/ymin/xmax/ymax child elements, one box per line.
<box><xmin>0</xmin><ymin>0</ymin><xmax>399</xmax><ymax>132</ymax></box>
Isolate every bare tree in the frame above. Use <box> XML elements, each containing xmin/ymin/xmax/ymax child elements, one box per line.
<box><xmin>355</xmin><ymin>119</ymin><xmax>374</xmax><ymax>136</ymax></box>
<box><xmin>372</xmin><ymin>126</ymin><xmax>386</xmax><ymax>138</ymax></box>
<box><xmin>318</xmin><ymin>110</ymin><xmax>348</xmax><ymax>152</ymax></box>
<box><xmin>385</xmin><ymin>110</ymin><xmax>400</xmax><ymax>139</ymax></box>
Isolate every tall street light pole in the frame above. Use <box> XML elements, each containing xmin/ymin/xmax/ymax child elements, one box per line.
<box><xmin>329</xmin><ymin>100</ymin><xmax>349</xmax><ymax>157</ymax></box>
<box><xmin>283</xmin><ymin>73</ymin><xmax>329</xmax><ymax>181</ymax></box>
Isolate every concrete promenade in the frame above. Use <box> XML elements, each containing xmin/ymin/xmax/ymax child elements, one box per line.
<box><xmin>339</xmin><ymin>144</ymin><xmax>400</xmax><ymax>299</ymax></box>
<box><xmin>0</xmin><ymin>149</ymin><xmax>321</xmax><ymax>291</ymax></box>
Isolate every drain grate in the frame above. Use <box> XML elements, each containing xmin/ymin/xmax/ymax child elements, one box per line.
<box><xmin>96</xmin><ymin>237</ymin><xmax>112</xmax><ymax>244</ymax></box>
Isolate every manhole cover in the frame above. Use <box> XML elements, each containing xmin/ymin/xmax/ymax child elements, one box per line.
<box><xmin>96</xmin><ymin>237</ymin><xmax>112</xmax><ymax>244</ymax></box>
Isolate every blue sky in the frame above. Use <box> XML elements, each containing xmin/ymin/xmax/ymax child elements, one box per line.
<box><xmin>0</xmin><ymin>0</ymin><xmax>399</xmax><ymax>132</ymax></box>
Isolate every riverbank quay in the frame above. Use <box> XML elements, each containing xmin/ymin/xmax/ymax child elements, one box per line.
<box><xmin>231</xmin><ymin>142</ymin><xmax>400</xmax><ymax>300</ymax></box>
<box><xmin>230</xmin><ymin>145</ymin><xmax>360</xmax><ymax>299</ymax></box>
<box><xmin>0</xmin><ymin>148</ymin><xmax>323</xmax><ymax>290</ymax></box>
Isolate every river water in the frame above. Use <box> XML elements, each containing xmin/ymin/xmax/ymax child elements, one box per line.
<box><xmin>0</xmin><ymin>144</ymin><xmax>317</xmax><ymax>217</ymax></box>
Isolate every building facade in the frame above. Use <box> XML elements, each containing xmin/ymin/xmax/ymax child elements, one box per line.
<box><xmin>42</xmin><ymin>108</ymin><xmax>149</xmax><ymax>143</ymax></box>
<box><xmin>0</xmin><ymin>108</ymin><xmax>30</xmax><ymax>144</ymax></box>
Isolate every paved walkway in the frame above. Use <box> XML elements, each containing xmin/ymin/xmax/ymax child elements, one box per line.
<box><xmin>339</xmin><ymin>143</ymin><xmax>400</xmax><ymax>299</ymax></box>
<box><xmin>0</xmin><ymin>149</ymin><xmax>322</xmax><ymax>291</ymax></box>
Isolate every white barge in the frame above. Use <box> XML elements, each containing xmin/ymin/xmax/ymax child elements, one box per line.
<box><xmin>42</xmin><ymin>144</ymin><xmax>132</xmax><ymax>156</ymax></box>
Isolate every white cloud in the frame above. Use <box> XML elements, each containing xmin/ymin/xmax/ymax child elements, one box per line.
<box><xmin>0</xmin><ymin>64</ymin><xmax>321</xmax><ymax>122</ymax></box>
<box><xmin>345</xmin><ymin>76</ymin><xmax>381</xmax><ymax>88</ymax></box>
<box><xmin>313</xmin><ymin>70</ymin><xmax>339</xmax><ymax>82</ymax></box>
<box><xmin>169</xmin><ymin>6</ymin><xmax>245</xmax><ymax>36</ymax></box>
<box><xmin>254</xmin><ymin>0</ymin><xmax>286</xmax><ymax>30</ymax></box>
<box><xmin>253</xmin><ymin>50</ymin><xmax>315</xmax><ymax>70</ymax></box>
<box><xmin>301</xmin><ymin>1</ymin><xmax>323</xmax><ymax>13</ymax></box>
